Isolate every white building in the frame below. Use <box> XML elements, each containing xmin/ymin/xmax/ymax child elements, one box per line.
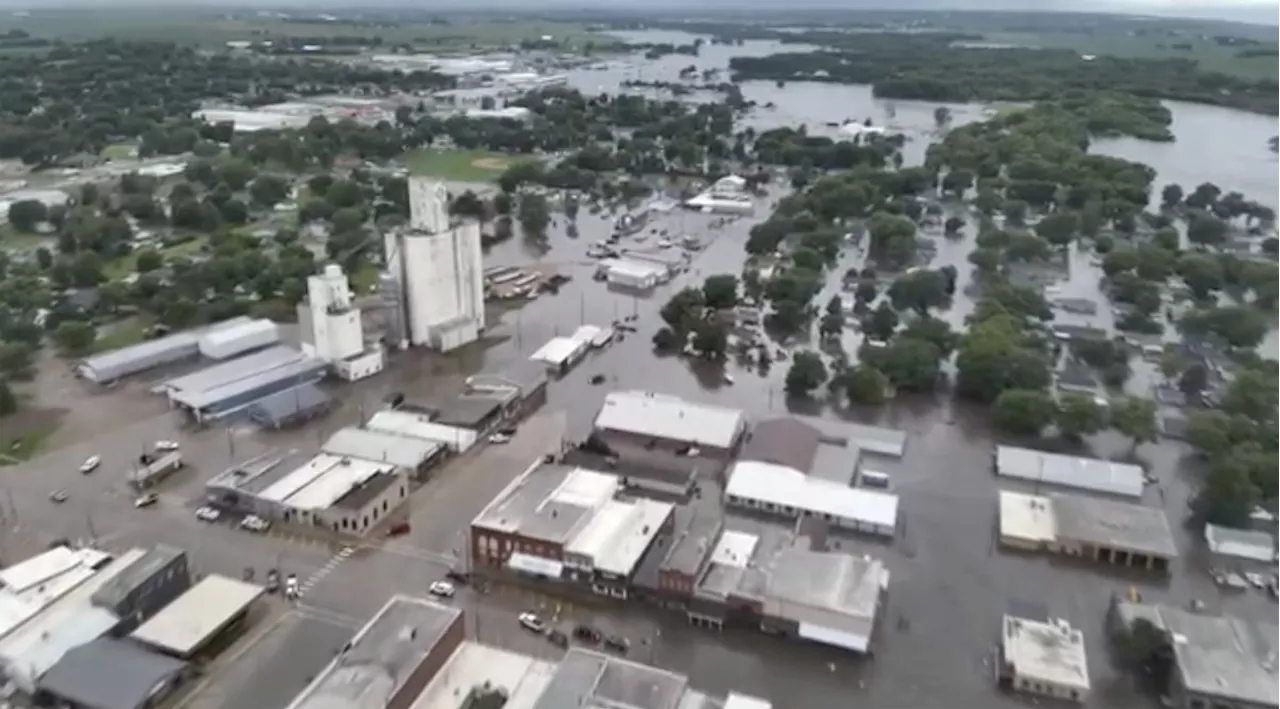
<box><xmin>725</xmin><ymin>461</ymin><xmax>899</xmax><ymax>538</ymax></box>
<box><xmin>998</xmin><ymin>615</ymin><xmax>1090</xmax><ymax>703</ymax></box>
<box><xmin>383</xmin><ymin>178</ymin><xmax>485</xmax><ymax>352</ymax></box>
<box><xmin>299</xmin><ymin>264</ymin><xmax>384</xmax><ymax>382</ymax></box>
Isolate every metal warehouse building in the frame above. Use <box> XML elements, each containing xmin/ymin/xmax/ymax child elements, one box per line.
<box><xmin>247</xmin><ymin>384</ymin><xmax>333</xmax><ymax>429</ymax></box>
<box><xmin>161</xmin><ymin>345</ymin><xmax>305</xmax><ymax>404</ymax></box>
<box><xmin>171</xmin><ymin>356</ymin><xmax>327</xmax><ymax>423</ymax></box>
<box><xmin>321</xmin><ymin>427</ymin><xmax>444</xmax><ymax>476</ymax></box>
<box><xmin>77</xmin><ymin>317</ymin><xmax>253</xmax><ymax>383</ymax></box>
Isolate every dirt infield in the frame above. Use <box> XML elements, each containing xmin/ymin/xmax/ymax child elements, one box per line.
<box><xmin>471</xmin><ymin>157</ymin><xmax>511</xmax><ymax>171</ymax></box>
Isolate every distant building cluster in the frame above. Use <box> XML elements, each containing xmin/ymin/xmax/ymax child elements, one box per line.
<box><xmin>194</xmin><ymin>94</ymin><xmax>396</xmax><ymax>133</ymax></box>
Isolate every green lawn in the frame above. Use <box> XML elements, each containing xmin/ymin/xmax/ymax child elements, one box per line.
<box><xmin>0</xmin><ymin>421</ymin><xmax>57</xmax><ymax>466</ymax></box>
<box><xmin>350</xmin><ymin>261</ymin><xmax>380</xmax><ymax>295</ymax></box>
<box><xmin>403</xmin><ymin>149</ymin><xmax>516</xmax><ymax>182</ymax></box>
<box><xmin>0</xmin><ymin>12</ymin><xmax>596</xmax><ymax>49</ymax></box>
<box><xmin>0</xmin><ymin>224</ymin><xmax>52</xmax><ymax>253</ymax></box>
<box><xmin>105</xmin><ymin>238</ymin><xmax>207</xmax><ymax>281</ymax></box>
<box><xmin>984</xmin><ymin>31</ymin><xmax>1279</xmax><ymax>81</ymax></box>
<box><xmin>100</xmin><ymin>143</ymin><xmax>137</xmax><ymax>160</ymax></box>
<box><xmin>92</xmin><ymin>319</ymin><xmax>148</xmax><ymax>353</ymax></box>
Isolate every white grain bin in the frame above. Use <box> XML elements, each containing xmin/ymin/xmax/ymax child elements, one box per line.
<box><xmin>198</xmin><ymin>319</ymin><xmax>280</xmax><ymax>360</ymax></box>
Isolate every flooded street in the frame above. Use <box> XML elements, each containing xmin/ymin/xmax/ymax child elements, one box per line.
<box><xmin>427</xmin><ymin>30</ymin><xmax>1279</xmax><ymax>708</ymax></box>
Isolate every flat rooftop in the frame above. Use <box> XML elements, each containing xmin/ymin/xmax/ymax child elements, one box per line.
<box><xmin>258</xmin><ymin>454</ymin><xmax>396</xmax><ymax>510</ymax></box>
<box><xmin>595</xmin><ymin>391</ymin><xmax>746</xmax><ymax>450</ymax></box>
<box><xmin>531</xmin><ymin>648</ymin><xmax>692</xmax><ymax>709</ymax></box>
<box><xmin>1002</xmin><ymin>615</ymin><xmax>1090</xmax><ymax>692</ymax></box>
<box><xmin>162</xmin><ymin>345</ymin><xmax>302</xmax><ymax>396</ymax></box>
<box><xmin>1051</xmin><ymin>493</ymin><xmax>1178</xmax><ymax>559</ymax></box>
<box><xmin>286</xmin><ymin>595</ymin><xmax>462</xmax><ymax>709</ymax></box>
<box><xmin>131</xmin><ymin>574</ymin><xmax>263</xmax><ymax>656</ymax></box>
<box><xmin>564</xmin><ymin>498</ymin><xmax>673</xmax><ymax>577</ymax></box>
<box><xmin>206</xmin><ymin>450</ymin><xmax>311</xmax><ymax>495</ymax></box>
<box><xmin>323</xmin><ymin>427</ymin><xmax>443</xmax><ymax>469</ymax></box>
<box><xmin>1113</xmin><ymin>602</ymin><xmax>1277</xmax><ymax>707</ymax></box>
<box><xmin>332</xmin><ymin>473</ymin><xmax>403</xmax><ymax>512</ymax></box>
<box><xmin>472</xmin><ymin>464</ymin><xmax>618</xmax><ymax>544</ymax></box>
<box><xmin>659</xmin><ymin>508</ymin><xmax>724</xmax><ymax>578</ymax></box>
<box><xmin>726</xmin><ymin>461</ymin><xmax>899</xmax><ymax>533</ymax></box>
<box><xmin>411</xmin><ymin>642</ymin><xmax>557</xmax><ymax>709</ymax></box>
<box><xmin>998</xmin><ymin>490</ymin><xmax>1058</xmax><ymax>546</ymax></box>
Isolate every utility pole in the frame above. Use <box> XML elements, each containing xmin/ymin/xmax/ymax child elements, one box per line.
<box><xmin>226</xmin><ymin>426</ymin><xmax>236</xmax><ymax>460</ymax></box>
<box><xmin>86</xmin><ymin>512</ymin><xmax>98</xmax><ymax>546</ymax></box>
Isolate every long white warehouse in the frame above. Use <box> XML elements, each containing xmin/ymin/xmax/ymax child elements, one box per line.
<box><xmin>725</xmin><ymin>461</ymin><xmax>899</xmax><ymax>538</ymax></box>
<box><xmin>994</xmin><ymin>446</ymin><xmax>1144</xmax><ymax>499</ymax></box>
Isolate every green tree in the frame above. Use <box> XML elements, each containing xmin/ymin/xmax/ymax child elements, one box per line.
<box><xmin>819</xmin><ymin>295</ymin><xmax>844</xmax><ymax>340</ymax></box>
<box><xmin>660</xmin><ymin>287</ymin><xmax>705</xmax><ymax>333</ymax></box>
<box><xmin>993</xmin><ymin>389</ymin><xmax>1057</xmax><ymax>436</ymax></box>
<box><xmin>1175</xmin><ymin>253</ymin><xmax>1223</xmax><ymax>299</ymax></box>
<box><xmin>956</xmin><ymin>314</ymin><xmax>1051</xmax><ymax>403</ymax></box>
<box><xmin>874</xmin><ymin>337</ymin><xmax>942</xmax><ymax>391</ymax></box>
<box><xmin>785</xmin><ymin>351</ymin><xmax>827</xmax><ymax>398</ymax></box>
<box><xmin>862</xmin><ymin>302</ymin><xmax>899</xmax><ymax>341</ymax></box>
<box><xmin>249</xmin><ymin>175</ymin><xmax>290</xmax><ymax>207</ymax></box>
<box><xmin>887</xmin><ymin>269</ymin><xmax>949</xmax><ymax>314</ymax></box>
<box><xmin>652</xmin><ymin>327</ymin><xmax>681</xmax><ymax>353</ymax></box>
<box><xmin>1220</xmin><ymin>369</ymin><xmax>1278</xmax><ymax>423</ymax></box>
<box><xmin>1109</xmin><ymin>396</ymin><xmax>1158</xmax><ymax>451</ymax></box>
<box><xmin>701</xmin><ymin>274</ymin><xmax>739</xmax><ymax>310</ymax></box>
<box><xmin>842</xmin><ymin>365</ymin><xmax>888</xmax><ymax>405</ymax></box>
<box><xmin>134</xmin><ymin>248</ymin><xmax>163</xmax><ymax>273</ymax></box>
<box><xmin>53</xmin><ymin>320</ymin><xmax>97</xmax><ymax>355</ymax></box>
<box><xmin>6</xmin><ymin>200</ymin><xmax>47</xmax><ymax>232</ymax></box>
<box><xmin>1159</xmin><ymin>184</ymin><xmax>1183</xmax><ymax>209</ymax></box>
<box><xmin>1056</xmin><ymin>392</ymin><xmax>1108</xmax><ymax>439</ymax></box>
<box><xmin>518</xmin><ymin>193</ymin><xmax>551</xmax><ymax>237</ymax></box>
<box><xmin>1186</xmin><ymin>210</ymin><xmax>1228</xmax><ymax>247</ymax></box>
<box><xmin>1193</xmin><ymin>456</ymin><xmax>1259</xmax><ymax>526</ymax></box>
<box><xmin>0</xmin><ymin>379</ymin><xmax>16</xmax><ymax>417</ymax></box>
<box><xmin>691</xmin><ymin>319</ymin><xmax>728</xmax><ymax>360</ymax></box>
<box><xmin>1034</xmin><ymin>211</ymin><xmax>1078</xmax><ymax>247</ymax></box>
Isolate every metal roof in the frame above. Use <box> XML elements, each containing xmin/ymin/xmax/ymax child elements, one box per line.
<box><xmin>365</xmin><ymin>410</ymin><xmax>478</xmax><ymax>451</ymax></box>
<box><xmin>995</xmin><ymin>446</ymin><xmax>1144</xmax><ymax>499</ymax></box>
<box><xmin>322</xmin><ymin>427</ymin><xmax>442</xmax><ymax>469</ymax></box>
<box><xmin>39</xmin><ymin>637</ymin><xmax>187</xmax><ymax>709</ymax></box>
<box><xmin>258</xmin><ymin>454</ymin><xmax>396</xmax><ymax>510</ymax></box>
<box><xmin>530</xmin><ymin>336</ymin><xmax>589</xmax><ymax>366</ymax></box>
<box><xmin>130</xmin><ymin>575</ymin><xmax>263</xmax><ymax>656</ymax></box>
<box><xmin>726</xmin><ymin>461</ymin><xmax>899</xmax><ymax>534</ymax></box>
<box><xmin>1204</xmin><ymin>523</ymin><xmax>1276</xmax><ymax>563</ymax></box>
<box><xmin>172</xmin><ymin>356</ymin><xmax>326</xmax><ymax>411</ymax></box>
<box><xmin>531</xmin><ymin>648</ymin><xmax>690</xmax><ymax>709</ymax></box>
<box><xmin>434</xmin><ymin>394</ymin><xmax>504</xmax><ymax>428</ymax></box>
<box><xmin>79</xmin><ymin>317</ymin><xmax>251</xmax><ymax>378</ymax></box>
<box><xmin>91</xmin><ymin>545</ymin><xmax>184</xmax><ymax>609</ymax></box>
<box><xmin>472</xmin><ymin>465</ymin><xmax>616</xmax><ymax>543</ymax></box>
<box><xmin>1051</xmin><ymin>493</ymin><xmax>1178</xmax><ymax>559</ymax></box>
<box><xmin>162</xmin><ymin>345</ymin><xmax>303</xmax><ymax>395</ymax></box>
<box><xmin>594</xmin><ymin>391</ymin><xmax>746</xmax><ymax>449</ymax></box>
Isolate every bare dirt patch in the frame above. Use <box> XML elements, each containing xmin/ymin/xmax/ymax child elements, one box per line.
<box><xmin>470</xmin><ymin>157</ymin><xmax>511</xmax><ymax>171</ymax></box>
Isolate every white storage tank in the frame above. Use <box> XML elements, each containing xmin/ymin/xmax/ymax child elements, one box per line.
<box><xmin>198</xmin><ymin>319</ymin><xmax>280</xmax><ymax>360</ymax></box>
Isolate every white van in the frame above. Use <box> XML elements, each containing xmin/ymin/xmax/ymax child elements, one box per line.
<box><xmin>860</xmin><ymin>471</ymin><xmax>891</xmax><ymax>489</ymax></box>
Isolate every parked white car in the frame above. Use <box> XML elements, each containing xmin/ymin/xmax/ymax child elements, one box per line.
<box><xmin>195</xmin><ymin>506</ymin><xmax>221</xmax><ymax>522</ymax></box>
<box><xmin>134</xmin><ymin>493</ymin><xmax>158</xmax><ymax>508</ymax></box>
<box><xmin>240</xmin><ymin>515</ymin><xmax>270</xmax><ymax>533</ymax></box>
<box><xmin>518</xmin><ymin>612</ymin><xmax>546</xmax><ymax>633</ymax></box>
<box><xmin>155</xmin><ymin>440</ymin><xmax>180</xmax><ymax>452</ymax></box>
<box><xmin>488</xmin><ymin>433</ymin><xmax>512</xmax><ymax>445</ymax></box>
<box><xmin>428</xmin><ymin>581</ymin><xmax>455</xmax><ymax>598</ymax></box>
<box><xmin>79</xmin><ymin>456</ymin><xmax>101</xmax><ymax>474</ymax></box>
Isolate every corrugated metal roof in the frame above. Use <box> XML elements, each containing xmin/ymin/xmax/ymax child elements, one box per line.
<box><xmin>173</xmin><ymin>357</ymin><xmax>326</xmax><ymax>411</ymax></box>
<box><xmin>246</xmin><ymin>383</ymin><xmax>332</xmax><ymax>423</ymax></box>
<box><xmin>595</xmin><ymin>391</ymin><xmax>746</xmax><ymax>449</ymax></box>
<box><xmin>80</xmin><ymin>317</ymin><xmax>251</xmax><ymax>376</ymax></box>
<box><xmin>322</xmin><ymin>427</ymin><xmax>442</xmax><ymax>468</ymax></box>
<box><xmin>1204</xmin><ymin>523</ymin><xmax>1276</xmax><ymax>563</ymax></box>
<box><xmin>995</xmin><ymin>446</ymin><xmax>1144</xmax><ymax>499</ymax></box>
<box><xmin>163</xmin><ymin>345</ymin><xmax>303</xmax><ymax>395</ymax></box>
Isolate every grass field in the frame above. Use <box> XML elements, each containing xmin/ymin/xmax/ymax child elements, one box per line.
<box><xmin>0</xmin><ymin>224</ymin><xmax>52</xmax><ymax>254</ymax></box>
<box><xmin>0</xmin><ymin>11</ymin><xmax>597</xmax><ymax>50</ymax></box>
<box><xmin>91</xmin><ymin>319</ymin><xmax>149</xmax><ymax>354</ymax></box>
<box><xmin>403</xmin><ymin>149</ymin><xmax>518</xmax><ymax>182</ymax></box>
<box><xmin>104</xmin><ymin>238</ymin><xmax>207</xmax><ymax>281</ymax></box>
<box><xmin>985</xmin><ymin>31</ymin><xmax>1278</xmax><ymax>81</ymax></box>
<box><xmin>100</xmin><ymin>143</ymin><xmax>137</xmax><ymax>161</ymax></box>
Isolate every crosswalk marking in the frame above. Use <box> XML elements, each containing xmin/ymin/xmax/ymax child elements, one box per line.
<box><xmin>295</xmin><ymin>546</ymin><xmax>355</xmax><ymax>598</ymax></box>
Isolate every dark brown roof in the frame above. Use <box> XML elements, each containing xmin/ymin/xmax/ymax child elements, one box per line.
<box><xmin>739</xmin><ymin>418</ymin><xmax>822</xmax><ymax>472</ymax></box>
<box><xmin>332</xmin><ymin>473</ymin><xmax>402</xmax><ymax>511</ymax></box>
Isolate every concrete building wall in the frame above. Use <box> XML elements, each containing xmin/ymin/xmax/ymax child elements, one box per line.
<box><xmin>96</xmin><ymin>553</ymin><xmax>191</xmax><ymax>634</ymax></box>
<box><xmin>318</xmin><ymin>474</ymin><xmax>410</xmax><ymax>536</ymax></box>
<box><xmin>1048</xmin><ymin>538</ymin><xmax>1171</xmax><ymax>573</ymax></box>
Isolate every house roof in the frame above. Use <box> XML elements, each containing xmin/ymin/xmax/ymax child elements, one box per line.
<box><xmin>39</xmin><ymin>637</ymin><xmax>186</xmax><ymax>709</ymax></box>
<box><xmin>995</xmin><ymin>446</ymin><xmax>1144</xmax><ymax>499</ymax></box>
<box><xmin>739</xmin><ymin>418</ymin><xmax>822</xmax><ymax>473</ymax></box>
